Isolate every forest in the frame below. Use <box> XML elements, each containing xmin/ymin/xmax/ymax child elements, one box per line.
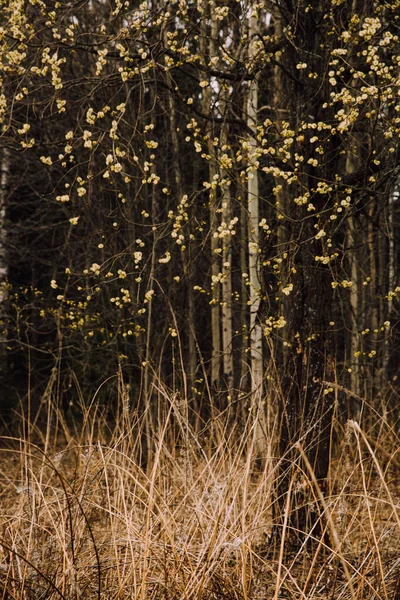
<box><xmin>0</xmin><ymin>0</ymin><xmax>399</xmax><ymax>598</ymax></box>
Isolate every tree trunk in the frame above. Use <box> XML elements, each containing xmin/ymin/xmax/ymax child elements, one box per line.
<box><xmin>240</xmin><ymin>202</ymin><xmax>249</xmax><ymax>392</ymax></box>
<box><xmin>166</xmin><ymin>69</ymin><xmax>197</xmax><ymax>396</ymax></box>
<box><xmin>247</xmin><ymin>8</ymin><xmax>267</xmax><ymax>455</ymax></box>
<box><xmin>347</xmin><ymin>214</ymin><xmax>362</xmax><ymax>413</ymax></box>
<box><xmin>279</xmin><ymin>232</ymin><xmax>334</xmax><ymax>541</ymax></box>
<box><xmin>200</xmin><ymin>0</ymin><xmax>221</xmax><ymax>389</ymax></box>
<box><xmin>220</xmin><ymin>114</ymin><xmax>234</xmax><ymax>392</ymax></box>
<box><xmin>0</xmin><ymin>147</ymin><xmax>10</xmax><ymax>381</ymax></box>
<box><xmin>271</xmin><ymin>1</ymin><xmax>336</xmax><ymax>543</ymax></box>
<box><xmin>383</xmin><ymin>188</ymin><xmax>396</xmax><ymax>380</ymax></box>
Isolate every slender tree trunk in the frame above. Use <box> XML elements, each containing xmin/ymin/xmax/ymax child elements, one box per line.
<box><xmin>220</xmin><ymin>87</ymin><xmax>234</xmax><ymax>392</ymax></box>
<box><xmin>347</xmin><ymin>214</ymin><xmax>361</xmax><ymax>411</ymax></box>
<box><xmin>377</xmin><ymin>205</ymin><xmax>387</xmax><ymax>387</ymax></box>
<box><xmin>383</xmin><ymin>188</ymin><xmax>396</xmax><ymax>379</ymax></box>
<box><xmin>185</xmin><ymin>254</ymin><xmax>197</xmax><ymax>392</ymax></box>
<box><xmin>0</xmin><ymin>147</ymin><xmax>10</xmax><ymax>380</ymax></box>
<box><xmin>142</xmin><ymin>96</ymin><xmax>158</xmax><ymax>458</ymax></box>
<box><xmin>240</xmin><ymin>201</ymin><xmax>249</xmax><ymax>391</ymax></box>
<box><xmin>247</xmin><ymin>9</ymin><xmax>266</xmax><ymax>454</ymax></box>
<box><xmin>209</xmin><ymin>172</ymin><xmax>221</xmax><ymax>388</ymax></box>
<box><xmin>201</xmin><ymin>0</ymin><xmax>221</xmax><ymax>388</ymax></box>
<box><xmin>221</xmin><ymin>198</ymin><xmax>233</xmax><ymax>391</ymax></box>
<box><xmin>166</xmin><ymin>70</ymin><xmax>197</xmax><ymax>395</ymax></box>
<box><xmin>368</xmin><ymin>206</ymin><xmax>379</xmax><ymax>395</ymax></box>
<box><xmin>345</xmin><ymin>0</ymin><xmax>374</xmax><ymax>406</ymax></box>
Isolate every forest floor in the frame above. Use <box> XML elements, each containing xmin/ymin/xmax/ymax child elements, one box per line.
<box><xmin>0</xmin><ymin>397</ymin><xmax>398</xmax><ymax>600</ymax></box>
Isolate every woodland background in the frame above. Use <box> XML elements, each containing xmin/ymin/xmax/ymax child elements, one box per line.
<box><xmin>0</xmin><ymin>0</ymin><xmax>399</xmax><ymax>598</ymax></box>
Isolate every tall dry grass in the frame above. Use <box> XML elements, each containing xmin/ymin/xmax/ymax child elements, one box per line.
<box><xmin>0</xmin><ymin>378</ymin><xmax>398</xmax><ymax>599</ymax></box>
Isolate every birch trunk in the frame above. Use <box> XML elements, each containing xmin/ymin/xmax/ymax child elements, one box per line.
<box><xmin>247</xmin><ymin>9</ymin><xmax>265</xmax><ymax>452</ymax></box>
<box><xmin>200</xmin><ymin>0</ymin><xmax>221</xmax><ymax>388</ymax></box>
<box><xmin>219</xmin><ymin>87</ymin><xmax>234</xmax><ymax>392</ymax></box>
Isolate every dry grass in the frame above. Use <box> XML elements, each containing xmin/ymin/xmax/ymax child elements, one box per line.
<box><xmin>0</xmin><ymin>384</ymin><xmax>398</xmax><ymax>599</ymax></box>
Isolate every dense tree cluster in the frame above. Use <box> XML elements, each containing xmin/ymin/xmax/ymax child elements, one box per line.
<box><xmin>0</xmin><ymin>0</ymin><xmax>399</xmax><ymax>534</ymax></box>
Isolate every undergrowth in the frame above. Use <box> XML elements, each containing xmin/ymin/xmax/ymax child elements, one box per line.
<box><xmin>0</xmin><ymin>380</ymin><xmax>398</xmax><ymax>599</ymax></box>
